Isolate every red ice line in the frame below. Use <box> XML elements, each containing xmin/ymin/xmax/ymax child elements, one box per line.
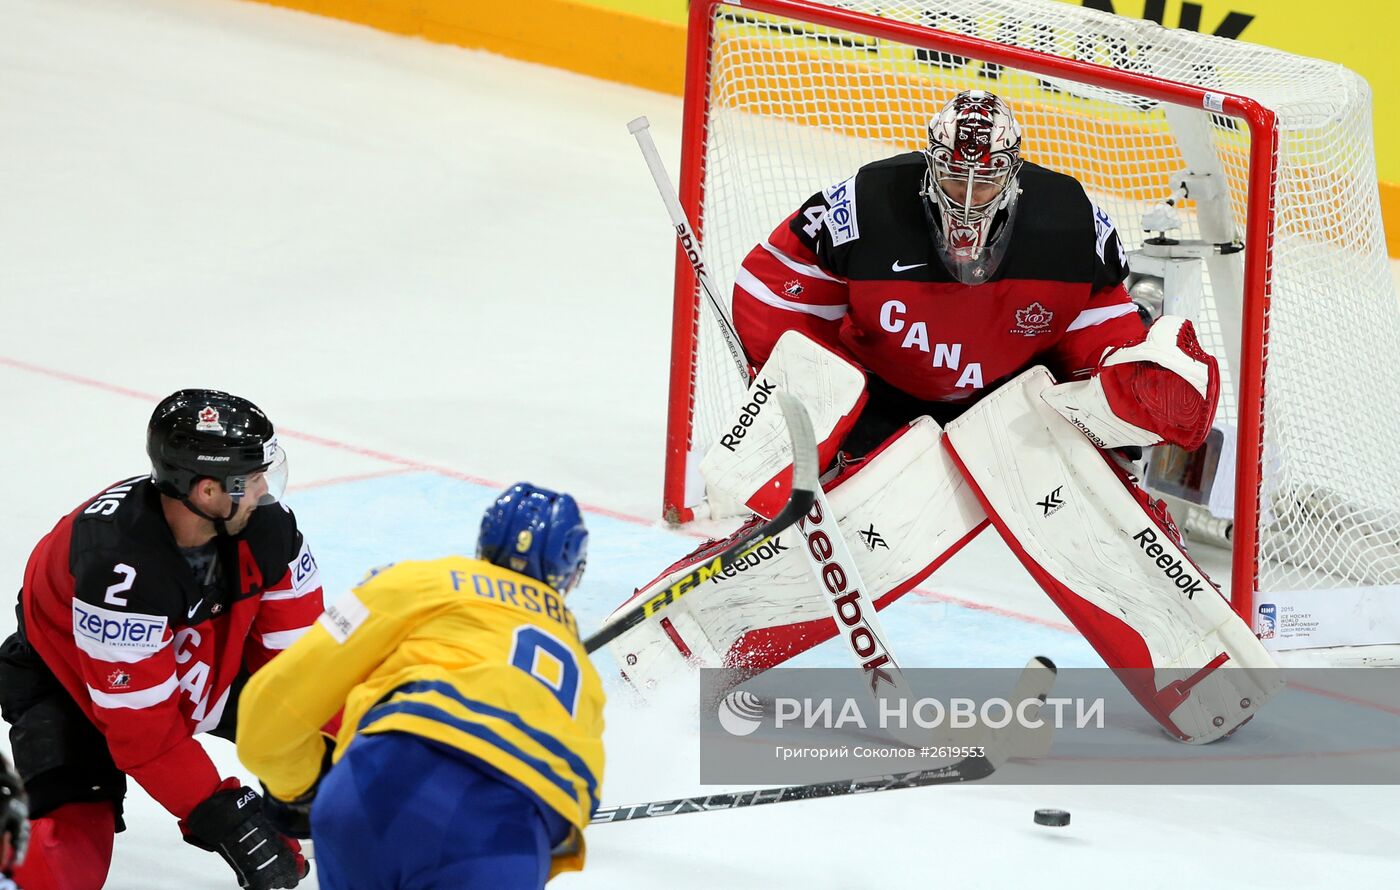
<box><xmin>1</xmin><ymin>355</ymin><xmax>1068</xmax><ymax>633</ymax></box>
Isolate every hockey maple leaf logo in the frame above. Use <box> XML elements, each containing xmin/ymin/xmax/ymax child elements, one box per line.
<box><xmin>783</xmin><ymin>280</ymin><xmax>804</xmax><ymax>297</ymax></box>
<box><xmin>1012</xmin><ymin>301</ymin><xmax>1053</xmax><ymax>336</ymax></box>
<box><xmin>107</xmin><ymin>669</ymin><xmax>130</xmax><ymax>689</ymax></box>
<box><xmin>196</xmin><ymin>406</ymin><xmax>223</xmax><ymax>432</ymax></box>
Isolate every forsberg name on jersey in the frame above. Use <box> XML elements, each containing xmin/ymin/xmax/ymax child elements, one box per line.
<box><xmin>453</xmin><ymin>569</ymin><xmax>579</xmax><ymax>637</ymax></box>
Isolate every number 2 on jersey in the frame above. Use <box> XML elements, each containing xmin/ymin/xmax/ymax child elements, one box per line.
<box><xmin>510</xmin><ymin>626</ymin><xmax>581</xmax><ymax>717</ymax></box>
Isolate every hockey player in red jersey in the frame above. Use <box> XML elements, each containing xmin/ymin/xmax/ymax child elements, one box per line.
<box><xmin>0</xmin><ymin>390</ymin><xmax>318</xmax><ymax>889</ymax></box>
<box><xmin>604</xmin><ymin>90</ymin><xmax>1281</xmax><ymax>745</ymax></box>
<box><xmin>731</xmin><ymin>89</ymin><xmax>1203</xmax><ymax>457</ymax></box>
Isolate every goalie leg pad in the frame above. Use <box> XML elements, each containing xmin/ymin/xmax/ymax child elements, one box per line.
<box><xmin>943</xmin><ymin>367</ymin><xmax>1282</xmax><ymax>744</ymax></box>
<box><xmin>608</xmin><ymin>416</ymin><xmax>987</xmax><ymax>694</ymax></box>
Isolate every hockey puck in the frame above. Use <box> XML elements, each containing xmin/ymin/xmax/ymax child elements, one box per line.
<box><xmin>1034</xmin><ymin>809</ymin><xmax>1071</xmax><ymax>827</ymax></box>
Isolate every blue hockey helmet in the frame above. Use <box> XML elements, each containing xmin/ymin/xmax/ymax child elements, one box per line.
<box><xmin>478</xmin><ymin>483</ymin><xmax>588</xmax><ymax>593</ymax></box>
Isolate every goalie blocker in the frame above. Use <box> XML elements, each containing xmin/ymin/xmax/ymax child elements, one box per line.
<box><xmin>610</xmin><ymin>328</ymin><xmax>1279</xmax><ymax>743</ymax></box>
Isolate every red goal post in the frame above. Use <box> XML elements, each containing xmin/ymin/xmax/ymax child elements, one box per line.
<box><xmin>663</xmin><ymin>0</ymin><xmax>1400</xmax><ymax>652</ymax></box>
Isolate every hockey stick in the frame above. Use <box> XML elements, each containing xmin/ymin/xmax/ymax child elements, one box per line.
<box><xmin>583</xmin><ymin>391</ymin><xmax>818</xmax><ymax>654</ymax></box>
<box><xmin>591</xmin><ymin>656</ymin><xmax>1057</xmax><ymax>824</ymax></box>
<box><xmin>591</xmin><ymin>759</ymin><xmax>992</xmax><ymax>824</ymax></box>
<box><xmin>628</xmin><ymin>116</ymin><xmax>905</xmax><ymax>694</ymax></box>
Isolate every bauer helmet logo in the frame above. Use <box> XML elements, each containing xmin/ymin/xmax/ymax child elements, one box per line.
<box><xmin>195</xmin><ymin>406</ymin><xmax>224</xmax><ymax>432</ymax></box>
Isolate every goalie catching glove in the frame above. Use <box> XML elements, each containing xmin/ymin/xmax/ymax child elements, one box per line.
<box><xmin>1041</xmin><ymin>315</ymin><xmax>1219</xmax><ymax>450</ymax></box>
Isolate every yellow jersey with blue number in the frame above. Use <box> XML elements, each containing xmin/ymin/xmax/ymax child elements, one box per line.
<box><xmin>236</xmin><ymin>556</ymin><xmax>605</xmax><ymax>876</ymax></box>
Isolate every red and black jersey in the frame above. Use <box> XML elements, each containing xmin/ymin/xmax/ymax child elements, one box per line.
<box><xmin>19</xmin><ymin>476</ymin><xmax>324</xmax><ymax>819</ymax></box>
<box><xmin>732</xmin><ymin>154</ymin><xmax>1146</xmax><ymax>402</ymax></box>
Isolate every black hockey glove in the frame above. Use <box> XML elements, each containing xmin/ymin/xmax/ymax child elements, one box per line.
<box><xmin>261</xmin><ymin>734</ymin><xmax>336</xmax><ymax>839</ymax></box>
<box><xmin>260</xmin><ymin>787</ymin><xmax>314</xmax><ymax>840</ymax></box>
<box><xmin>182</xmin><ymin>780</ymin><xmax>308</xmax><ymax>889</ymax></box>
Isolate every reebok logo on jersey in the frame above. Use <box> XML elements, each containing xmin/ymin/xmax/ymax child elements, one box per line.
<box><xmin>1133</xmin><ymin>528</ymin><xmax>1206</xmax><ymax>599</ymax></box>
<box><xmin>719</xmin><ymin>379</ymin><xmax>779</xmax><ymax>452</ymax></box>
<box><xmin>72</xmin><ymin>601</ymin><xmax>168</xmax><ymax>662</ymax></box>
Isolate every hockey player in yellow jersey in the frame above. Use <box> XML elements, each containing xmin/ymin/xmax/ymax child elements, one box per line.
<box><xmin>237</xmin><ymin>483</ymin><xmax>603</xmax><ymax>889</ymax></box>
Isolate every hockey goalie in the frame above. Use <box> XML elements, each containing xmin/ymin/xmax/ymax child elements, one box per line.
<box><xmin>603</xmin><ymin>90</ymin><xmax>1281</xmax><ymax>744</ymax></box>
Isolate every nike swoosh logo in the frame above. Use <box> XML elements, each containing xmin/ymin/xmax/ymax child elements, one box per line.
<box><xmin>187</xmin><ymin>599</ymin><xmax>203</xmax><ymax>619</ymax></box>
<box><xmin>892</xmin><ymin>260</ymin><xmax>927</xmax><ymax>272</ymax></box>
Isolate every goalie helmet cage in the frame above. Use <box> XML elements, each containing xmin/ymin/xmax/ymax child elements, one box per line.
<box><xmin>662</xmin><ymin>0</ymin><xmax>1400</xmax><ymax>649</ymax></box>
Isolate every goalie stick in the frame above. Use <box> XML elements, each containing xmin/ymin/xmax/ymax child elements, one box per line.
<box><xmin>591</xmin><ymin>656</ymin><xmax>1057</xmax><ymax>824</ymax></box>
<box><xmin>584</xmin><ymin>391</ymin><xmax>818</xmax><ymax>654</ymax></box>
<box><xmin>628</xmin><ymin>116</ymin><xmax>905</xmax><ymax>695</ymax></box>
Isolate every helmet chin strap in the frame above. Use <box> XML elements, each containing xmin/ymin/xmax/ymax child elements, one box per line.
<box><xmin>180</xmin><ymin>496</ymin><xmax>239</xmax><ymax>536</ymax></box>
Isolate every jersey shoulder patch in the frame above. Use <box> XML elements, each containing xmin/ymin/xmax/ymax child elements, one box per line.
<box><xmin>1092</xmin><ymin>203</ymin><xmax>1127</xmax><ymax>268</ymax></box>
<box><xmin>821</xmin><ymin>175</ymin><xmax>860</xmax><ymax>246</ymax></box>
<box><xmin>71</xmin><ymin>598</ymin><xmax>169</xmax><ymax>663</ymax></box>
<box><xmin>319</xmin><ymin>588</ymin><xmax>370</xmax><ymax>643</ymax></box>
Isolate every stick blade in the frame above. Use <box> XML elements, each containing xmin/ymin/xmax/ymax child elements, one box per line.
<box><xmin>985</xmin><ymin>656</ymin><xmax>1059</xmax><ymax>767</ymax></box>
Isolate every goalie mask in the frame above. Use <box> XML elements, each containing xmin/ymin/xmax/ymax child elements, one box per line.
<box><xmin>921</xmin><ymin>90</ymin><xmax>1023</xmax><ymax>285</ymax></box>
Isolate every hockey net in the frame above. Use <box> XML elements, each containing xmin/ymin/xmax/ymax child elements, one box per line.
<box><xmin>663</xmin><ymin>0</ymin><xmax>1400</xmax><ymax>651</ymax></box>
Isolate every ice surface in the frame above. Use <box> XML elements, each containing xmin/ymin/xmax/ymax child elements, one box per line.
<box><xmin>1</xmin><ymin>0</ymin><xmax>1398</xmax><ymax>886</ymax></box>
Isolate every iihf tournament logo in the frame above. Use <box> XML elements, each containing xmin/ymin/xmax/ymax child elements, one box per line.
<box><xmin>1257</xmin><ymin>603</ymin><xmax>1277</xmax><ymax>640</ymax></box>
<box><xmin>716</xmin><ymin>689</ymin><xmax>765</xmax><ymax>736</ymax></box>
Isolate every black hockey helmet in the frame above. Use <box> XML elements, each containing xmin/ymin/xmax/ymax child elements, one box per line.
<box><xmin>146</xmin><ymin>389</ymin><xmax>285</xmax><ymax>504</ymax></box>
